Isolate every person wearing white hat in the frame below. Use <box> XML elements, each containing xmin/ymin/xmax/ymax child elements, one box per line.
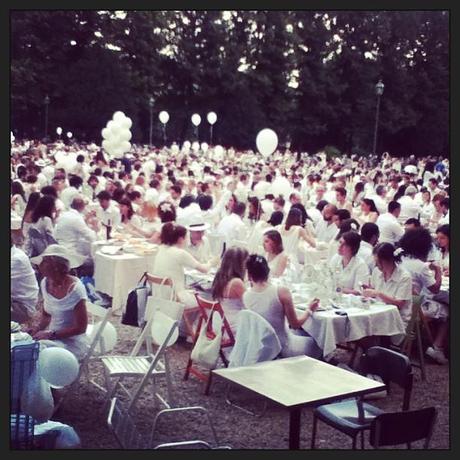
<box><xmin>29</xmin><ymin>244</ymin><xmax>89</xmax><ymax>359</ymax></box>
<box><xmin>185</xmin><ymin>215</ymin><xmax>212</xmax><ymax>263</ymax></box>
<box><xmin>11</xmin><ymin>218</ymin><xmax>39</xmax><ymax>324</ymax></box>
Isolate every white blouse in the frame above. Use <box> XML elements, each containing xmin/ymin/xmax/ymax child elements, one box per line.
<box><xmin>329</xmin><ymin>254</ymin><xmax>370</xmax><ymax>291</ymax></box>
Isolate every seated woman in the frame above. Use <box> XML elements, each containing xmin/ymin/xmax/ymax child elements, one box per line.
<box><xmin>211</xmin><ymin>247</ymin><xmax>249</xmax><ymax>334</ymax></box>
<box><xmin>436</xmin><ymin>224</ymin><xmax>449</xmax><ymax>276</ymax></box>
<box><xmin>362</xmin><ymin>243</ymin><xmax>413</xmax><ymax>326</ymax></box>
<box><xmin>329</xmin><ymin>231</ymin><xmax>370</xmax><ymax>294</ymax></box>
<box><xmin>243</xmin><ymin>255</ymin><xmax>322</xmax><ymax>358</ymax></box>
<box><xmin>276</xmin><ymin>208</ymin><xmax>316</xmax><ymax>262</ymax></box>
<box><xmin>399</xmin><ymin>227</ymin><xmax>448</xmax><ymax>364</ymax></box>
<box><xmin>118</xmin><ymin>197</ymin><xmax>143</xmax><ymax>235</ymax></box>
<box><xmin>263</xmin><ymin>230</ymin><xmax>289</xmax><ymax>278</ymax></box>
<box><xmin>29</xmin><ymin>244</ymin><xmax>89</xmax><ymax>360</ymax></box>
<box><xmin>149</xmin><ymin>222</ymin><xmax>210</xmax><ymax>306</ymax></box>
<box><xmin>355</xmin><ymin>198</ymin><xmax>379</xmax><ymax>226</ymax></box>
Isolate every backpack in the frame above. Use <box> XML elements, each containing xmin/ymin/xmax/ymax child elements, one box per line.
<box><xmin>121</xmin><ymin>272</ymin><xmax>151</xmax><ymax>327</ymax></box>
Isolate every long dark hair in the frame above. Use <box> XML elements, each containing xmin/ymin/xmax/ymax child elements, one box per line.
<box><xmin>361</xmin><ymin>198</ymin><xmax>379</xmax><ymax>214</ymax></box>
<box><xmin>31</xmin><ymin>195</ymin><xmax>56</xmax><ymax>223</ymax></box>
<box><xmin>264</xmin><ymin>229</ymin><xmax>284</xmax><ymax>255</ymax></box>
<box><xmin>118</xmin><ymin>197</ymin><xmax>134</xmax><ymax>222</ymax></box>
<box><xmin>284</xmin><ymin>207</ymin><xmax>303</xmax><ymax>230</ymax></box>
<box><xmin>11</xmin><ymin>181</ymin><xmax>26</xmax><ymax>201</ymax></box>
<box><xmin>248</xmin><ymin>196</ymin><xmax>262</xmax><ymax>222</ymax></box>
<box><xmin>22</xmin><ymin>191</ymin><xmax>41</xmax><ymax>225</ymax></box>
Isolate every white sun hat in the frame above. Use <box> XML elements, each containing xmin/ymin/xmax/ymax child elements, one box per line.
<box><xmin>185</xmin><ymin>214</ymin><xmax>210</xmax><ymax>232</ymax></box>
<box><xmin>30</xmin><ymin>244</ymin><xmax>85</xmax><ymax>269</ymax></box>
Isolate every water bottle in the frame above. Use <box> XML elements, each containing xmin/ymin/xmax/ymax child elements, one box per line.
<box><xmin>106</xmin><ymin>219</ymin><xmax>112</xmax><ymax>240</ymax></box>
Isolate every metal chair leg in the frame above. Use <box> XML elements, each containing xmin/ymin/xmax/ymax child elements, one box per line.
<box><xmin>415</xmin><ymin>321</ymin><xmax>427</xmax><ymax>381</ymax></box>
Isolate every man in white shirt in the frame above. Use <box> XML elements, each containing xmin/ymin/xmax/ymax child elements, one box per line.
<box><xmin>216</xmin><ymin>201</ymin><xmax>248</xmax><ymax>246</ymax></box>
<box><xmin>11</xmin><ymin>242</ymin><xmax>39</xmax><ymax>323</ymax></box>
<box><xmin>315</xmin><ymin>204</ymin><xmax>339</xmax><ymax>243</ymax></box>
<box><xmin>397</xmin><ymin>185</ymin><xmax>421</xmax><ymax>224</ymax></box>
<box><xmin>55</xmin><ymin>196</ymin><xmax>97</xmax><ymax>265</ymax></box>
<box><xmin>60</xmin><ymin>175</ymin><xmax>83</xmax><ymax>209</ymax></box>
<box><xmin>95</xmin><ymin>191</ymin><xmax>122</xmax><ymax>229</ymax></box>
<box><xmin>376</xmin><ymin>201</ymin><xmax>405</xmax><ymax>244</ymax></box>
<box><xmin>358</xmin><ymin>222</ymin><xmax>380</xmax><ymax>272</ymax></box>
<box><xmin>438</xmin><ymin>197</ymin><xmax>449</xmax><ymax>225</ymax></box>
<box><xmin>370</xmin><ymin>185</ymin><xmax>388</xmax><ymax>215</ymax></box>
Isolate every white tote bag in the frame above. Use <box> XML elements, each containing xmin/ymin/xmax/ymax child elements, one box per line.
<box><xmin>190</xmin><ymin>307</ymin><xmax>223</xmax><ymax>370</ymax></box>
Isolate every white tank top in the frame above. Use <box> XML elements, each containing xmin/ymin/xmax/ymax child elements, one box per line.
<box><xmin>243</xmin><ymin>284</ymin><xmax>287</xmax><ymax>348</ymax></box>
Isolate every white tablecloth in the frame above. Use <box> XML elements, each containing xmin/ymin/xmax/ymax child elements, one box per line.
<box><xmin>94</xmin><ymin>251</ymin><xmax>157</xmax><ymax>313</ymax></box>
<box><xmin>300</xmin><ymin>302</ymin><xmax>405</xmax><ymax>357</ymax></box>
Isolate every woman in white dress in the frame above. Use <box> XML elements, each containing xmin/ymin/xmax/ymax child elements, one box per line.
<box><xmin>29</xmin><ymin>245</ymin><xmax>89</xmax><ymax>360</ymax></box>
<box><xmin>263</xmin><ymin>230</ymin><xmax>289</xmax><ymax>278</ymax></box>
<box><xmin>329</xmin><ymin>231</ymin><xmax>370</xmax><ymax>294</ymax></box>
<box><xmin>211</xmin><ymin>247</ymin><xmax>249</xmax><ymax>334</ymax></box>
<box><xmin>118</xmin><ymin>197</ymin><xmax>143</xmax><ymax>235</ymax></box>
<box><xmin>149</xmin><ymin>222</ymin><xmax>210</xmax><ymax>305</ymax></box>
<box><xmin>276</xmin><ymin>208</ymin><xmax>316</xmax><ymax>262</ymax></box>
<box><xmin>355</xmin><ymin>198</ymin><xmax>379</xmax><ymax>226</ymax></box>
<box><xmin>243</xmin><ymin>255</ymin><xmax>321</xmax><ymax>358</ymax></box>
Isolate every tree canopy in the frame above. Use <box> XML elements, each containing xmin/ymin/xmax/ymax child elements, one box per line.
<box><xmin>11</xmin><ymin>10</ymin><xmax>449</xmax><ymax>157</ymax></box>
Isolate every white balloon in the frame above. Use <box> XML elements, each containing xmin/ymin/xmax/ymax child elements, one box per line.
<box><xmin>56</xmin><ymin>127</ymin><xmax>62</xmax><ymax>135</ymax></box>
<box><xmin>121</xmin><ymin>141</ymin><xmax>131</xmax><ymax>153</ymax></box>
<box><xmin>191</xmin><ymin>113</ymin><xmax>201</xmax><ymax>126</ymax></box>
<box><xmin>86</xmin><ymin>321</ymin><xmax>118</xmax><ymax>353</ymax></box>
<box><xmin>183</xmin><ymin>140</ymin><xmax>191</xmax><ymax>150</ymax></box>
<box><xmin>101</xmin><ymin>128</ymin><xmax>111</xmax><ymax>140</ymax></box>
<box><xmin>66</xmin><ymin>132</ymin><xmax>73</xmax><ymax>139</ymax></box>
<box><xmin>159</xmin><ymin>111</ymin><xmax>169</xmax><ymax>124</ymax></box>
<box><xmin>201</xmin><ymin>142</ymin><xmax>208</xmax><ymax>153</ymax></box>
<box><xmin>192</xmin><ymin>141</ymin><xmax>200</xmax><ymax>152</ymax></box>
<box><xmin>120</xmin><ymin>117</ymin><xmax>132</xmax><ymax>130</ymax></box>
<box><xmin>113</xmin><ymin>111</ymin><xmax>126</xmax><ymax>122</ymax></box>
<box><xmin>102</xmin><ymin>140</ymin><xmax>113</xmax><ymax>152</ymax></box>
<box><xmin>256</xmin><ymin>128</ymin><xmax>278</xmax><ymax>158</ymax></box>
<box><xmin>10</xmin><ymin>131</ymin><xmax>15</xmax><ymax>143</ymax></box>
<box><xmin>38</xmin><ymin>348</ymin><xmax>79</xmax><ymax>389</ymax></box>
<box><xmin>207</xmin><ymin>111</ymin><xmax>217</xmax><ymax>125</ymax></box>
<box><xmin>171</xmin><ymin>143</ymin><xmax>179</xmax><ymax>153</ymax></box>
<box><xmin>118</xmin><ymin>130</ymin><xmax>132</xmax><ymax>142</ymax></box>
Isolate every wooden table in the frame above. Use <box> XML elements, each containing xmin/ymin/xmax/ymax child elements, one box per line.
<box><xmin>213</xmin><ymin>355</ymin><xmax>385</xmax><ymax>449</ymax></box>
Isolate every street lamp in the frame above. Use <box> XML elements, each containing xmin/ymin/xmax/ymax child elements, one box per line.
<box><xmin>372</xmin><ymin>80</ymin><xmax>384</xmax><ymax>156</ymax></box>
<box><xmin>148</xmin><ymin>96</ymin><xmax>154</xmax><ymax>147</ymax></box>
<box><xmin>44</xmin><ymin>94</ymin><xmax>50</xmax><ymax>141</ymax></box>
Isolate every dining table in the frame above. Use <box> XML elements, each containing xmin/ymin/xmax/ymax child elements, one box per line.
<box><xmin>213</xmin><ymin>355</ymin><xmax>386</xmax><ymax>449</ymax></box>
<box><xmin>92</xmin><ymin>237</ymin><xmax>158</xmax><ymax>313</ymax></box>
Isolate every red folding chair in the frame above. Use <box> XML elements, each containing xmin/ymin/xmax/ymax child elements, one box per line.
<box><xmin>184</xmin><ymin>294</ymin><xmax>235</xmax><ymax>395</ymax></box>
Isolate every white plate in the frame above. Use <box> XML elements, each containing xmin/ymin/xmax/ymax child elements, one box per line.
<box><xmin>100</xmin><ymin>245</ymin><xmax>123</xmax><ymax>255</ymax></box>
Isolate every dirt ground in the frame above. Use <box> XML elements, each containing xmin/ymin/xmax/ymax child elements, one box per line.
<box><xmin>53</xmin><ymin>316</ymin><xmax>450</xmax><ymax>450</ymax></box>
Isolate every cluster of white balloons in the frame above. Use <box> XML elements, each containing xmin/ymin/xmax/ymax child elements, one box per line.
<box><xmin>101</xmin><ymin>111</ymin><xmax>133</xmax><ymax>159</ymax></box>
<box><xmin>256</xmin><ymin>128</ymin><xmax>278</xmax><ymax>158</ymax></box>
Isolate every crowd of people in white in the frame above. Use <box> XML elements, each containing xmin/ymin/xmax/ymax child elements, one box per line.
<box><xmin>10</xmin><ymin>139</ymin><xmax>450</xmax><ymax>363</ymax></box>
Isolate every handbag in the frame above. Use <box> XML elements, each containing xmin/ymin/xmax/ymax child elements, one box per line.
<box><xmin>190</xmin><ymin>305</ymin><xmax>223</xmax><ymax>370</ymax></box>
<box><xmin>122</xmin><ymin>272</ymin><xmax>151</xmax><ymax>327</ymax></box>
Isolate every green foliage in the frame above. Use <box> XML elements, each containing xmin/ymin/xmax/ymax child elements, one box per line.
<box><xmin>11</xmin><ymin>10</ymin><xmax>448</xmax><ymax>156</ymax></box>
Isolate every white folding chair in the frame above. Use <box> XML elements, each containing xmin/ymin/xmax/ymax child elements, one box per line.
<box><xmin>107</xmin><ymin>397</ymin><xmax>225</xmax><ymax>449</ymax></box>
<box><xmin>101</xmin><ymin>304</ymin><xmax>182</xmax><ymax>411</ymax></box>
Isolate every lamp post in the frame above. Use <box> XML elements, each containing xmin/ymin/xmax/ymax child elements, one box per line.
<box><xmin>149</xmin><ymin>97</ymin><xmax>154</xmax><ymax>147</ymax></box>
<box><xmin>44</xmin><ymin>94</ymin><xmax>50</xmax><ymax>141</ymax></box>
<box><xmin>372</xmin><ymin>80</ymin><xmax>384</xmax><ymax>156</ymax></box>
